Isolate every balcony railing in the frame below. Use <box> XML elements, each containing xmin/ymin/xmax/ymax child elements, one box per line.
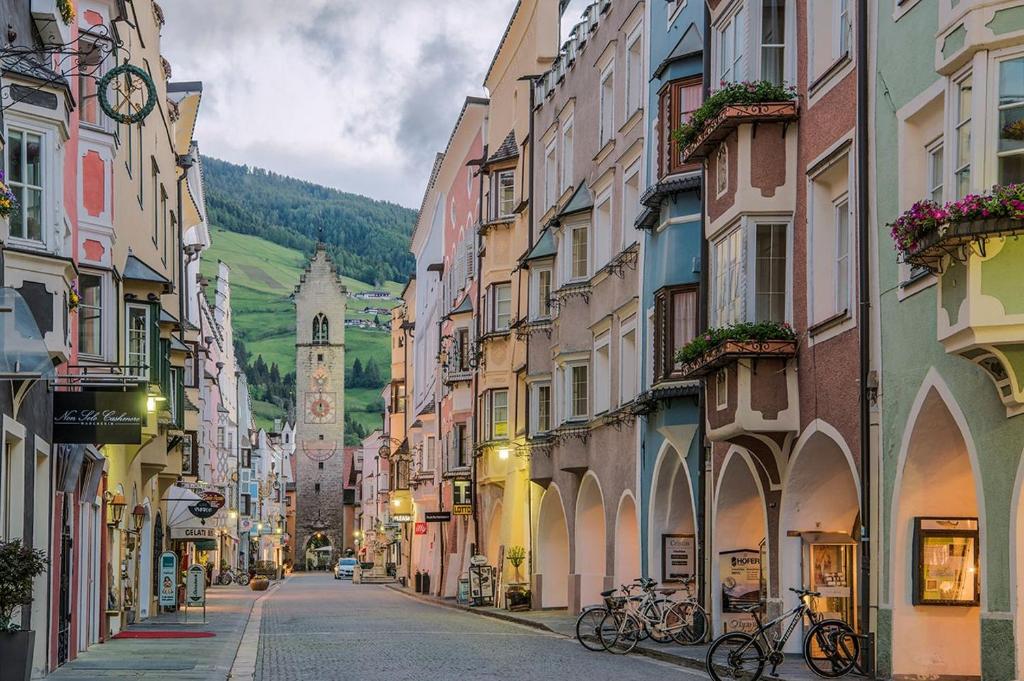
<box><xmin>681</xmin><ymin>101</ymin><xmax>798</xmax><ymax>163</ymax></box>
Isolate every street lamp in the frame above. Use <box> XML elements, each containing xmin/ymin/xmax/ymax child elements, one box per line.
<box><xmin>106</xmin><ymin>493</ymin><xmax>127</xmax><ymax>528</ymax></box>
<box><xmin>131</xmin><ymin>505</ymin><xmax>146</xmax><ymax>533</ymax></box>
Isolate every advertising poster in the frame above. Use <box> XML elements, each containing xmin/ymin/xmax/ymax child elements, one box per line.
<box><xmin>662</xmin><ymin>534</ymin><xmax>696</xmax><ymax>583</ymax></box>
<box><xmin>186</xmin><ymin>564</ymin><xmax>206</xmax><ymax>607</ymax></box>
<box><xmin>158</xmin><ymin>552</ymin><xmax>178</xmax><ymax>607</ymax></box>
<box><xmin>720</xmin><ymin>549</ymin><xmax>761</xmax><ymax>633</ymax></box>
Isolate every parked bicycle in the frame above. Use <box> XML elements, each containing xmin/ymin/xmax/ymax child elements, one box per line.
<box><xmin>705</xmin><ymin>587</ymin><xmax>859</xmax><ymax>681</ymax></box>
<box><xmin>217</xmin><ymin>567</ymin><xmax>250</xmax><ymax>586</ymax></box>
<box><xmin>576</xmin><ymin>579</ymin><xmax>664</xmax><ymax>651</ymax></box>
<box><xmin>598</xmin><ymin>577</ymin><xmax>708</xmax><ymax>653</ymax></box>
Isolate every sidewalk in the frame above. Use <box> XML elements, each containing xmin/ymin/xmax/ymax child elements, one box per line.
<box><xmin>388</xmin><ymin>585</ymin><xmax>836</xmax><ymax>681</ymax></box>
<box><xmin>47</xmin><ymin>583</ymin><xmax>277</xmax><ymax>680</ymax></box>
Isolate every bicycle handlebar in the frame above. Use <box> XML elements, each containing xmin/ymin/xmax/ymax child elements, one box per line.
<box><xmin>789</xmin><ymin>587</ymin><xmax>822</xmax><ymax>597</ymax></box>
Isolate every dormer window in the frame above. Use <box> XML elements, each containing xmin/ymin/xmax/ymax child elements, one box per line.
<box><xmin>313</xmin><ymin>313</ymin><xmax>329</xmax><ymax>344</ymax></box>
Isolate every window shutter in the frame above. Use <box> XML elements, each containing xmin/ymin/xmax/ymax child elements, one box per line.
<box><xmin>466</xmin><ymin>238</ymin><xmax>475</xmax><ymax>279</ymax></box>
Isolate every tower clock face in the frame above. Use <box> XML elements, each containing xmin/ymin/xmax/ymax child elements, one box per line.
<box><xmin>310</xmin><ymin>366</ymin><xmax>329</xmax><ymax>390</ymax></box>
<box><xmin>304</xmin><ymin>392</ymin><xmax>337</xmax><ymax>424</ymax></box>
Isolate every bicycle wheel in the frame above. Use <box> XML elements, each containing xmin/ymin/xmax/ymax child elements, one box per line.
<box><xmin>664</xmin><ymin>601</ymin><xmax>709</xmax><ymax>645</ymax></box>
<box><xmin>706</xmin><ymin>632</ymin><xmax>766</xmax><ymax>681</ymax></box>
<box><xmin>599</xmin><ymin>611</ymin><xmax>642</xmax><ymax>655</ymax></box>
<box><xmin>218</xmin><ymin>573</ymin><xmax>231</xmax><ymax>586</ymax></box>
<box><xmin>803</xmin><ymin>619</ymin><xmax>859</xmax><ymax>678</ymax></box>
<box><xmin>640</xmin><ymin>601</ymin><xmax>673</xmax><ymax>643</ymax></box>
<box><xmin>575</xmin><ymin>607</ymin><xmax>608</xmax><ymax>652</ymax></box>
<box><xmin>237</xmin><ymin>572</ymin><xmax>251</xmax><ymax>586</ymax></box>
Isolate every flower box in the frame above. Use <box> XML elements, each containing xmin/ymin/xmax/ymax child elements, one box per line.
<box><xmin>904</xmin><ymin>217</ymin><xmax>1024</xmax><ymax>271</ymax></box>
<box><xmin>680</xmin><ymin>339</ymin><xmax>798</xmax><ymax>379</ymax></box>
<box><xmin>681</xmin><ymin>101</ymin><xmax>799</xmax><ymax>163</ymax></box>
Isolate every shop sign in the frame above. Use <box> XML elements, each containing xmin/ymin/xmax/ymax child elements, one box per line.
<box><xmin>452</xmin><ymin>504</ymin><xmax>472</xmax><ymax>516</ymax></box>
<box><xmin>424</xmin><ymin>511</ymin><xmax>450</xmax><ymax>523</ymax></box>
<box><xmin>188</xmin><ymin>500</ymin><xmax>218</xmax><ymax>520</ymax></box>
<box><xmin>392</xmin><ymin>513</ymin><xmax>413</xmax><ymax>523</ymax></box>
<box><xmin>469</xmin><ymin>554</ymin><xmax>487</xmax><ymax>566</ymax></box>
<box><xmin>239</xmin><ymin>518</ymin><xmax>253</xmax><ymax>532</ymax></box>
<box><xmin>720</xmin><ymin>549</ymin><xmax>761</xmax><ymax>633</ymax></box>
<box><xmin>414</xmin><ymin>522</ymin><xmax>427</xmax><ymax>535</ymax></box>
<box><xmin>469</xmin><ymin>564</ymin><xmax>495</xmax><ymax>604</ymax></box>
<box><xmin>186</xmin><ymin>564</ymin><xmax>206</xmax><ymax>607</ymax></box>
<box><xmin>199</xmin><ymin>491</ymin><xmax>226</xmax><ymax>509</ymax></box>
<box><xmin>662</xmin><ymin>534</ymin><xmax>696</xmax><ymax>583</ymax></box>
<box><xmin>453</xmin><ymin>479</ymin><xmax>471</xmax><ymax>505</ymax></box>
<box><xmin>170</xmin><ymin>525</ymin><xmax>217</xmax><ymax>541</ymax></box>
<box><xmin>158</xmin><ymin>552</ymin><xmax>178</xmax><ymax>607</ymax></box>
<box><xmin>52</xmin><ymin>389</ymin><xmax>146</xmax><ymax>444</ymax></box>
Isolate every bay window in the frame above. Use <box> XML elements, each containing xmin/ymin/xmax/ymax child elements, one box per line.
<box><xmin>531</xmin><ymin>267</ymin><xmax>552</xmax><ymax>319</ymax></box>
<box><xmin>711</xmin><ymin>220</ymin><xmax>791</xmax><ymax>326</ymax></box>
<box><xmin>568</xmin><ymin>363</ymin><xmax>589</xmax><ymax>421</ymax></box>
<box><xmin>658</xmin><ymin>77</ymin><xmax>702</xmax><ymax>177</ymax></box>
<box><xmin>566</xmin><ymin>223</ymin><xmax>590</xmax><ymax>282</ymax></box>
<box><xmin>653</xmin><ymin>285</ymin><xmax>698</xmax><ymax>383</ymax></box>
<box><xmin>6</xmin><ymin>128</ymin><xmax>44</xmax><ymax>242</ymax></box>
<box><xmin>954</xmin><ymin>73</ymin><xmax>972</xmax><ymax>198</ymax></box>
<box><xmin>78</xmin><ymin>273</ymin><xmax>103</xmax><ymax>358</ymax></box>
<box><xmin>488</xmin><ymin>389</ymin><xmax>509</xmax><ymax>440</ymax></box>
<box><xmin>530</xmin><ymin>382</ymin><xmax>552</xmax><ymax>435</ymax></box>
<box><xmin>760</xmin><ymin>0</ymin><xmax>786</xmax><ymax>84</ymax></box>
<box><xmin>998</xmin><ymin>56</ymin><xmax>1024</xmax><ymax>185</ymax></box>
<box><xmin>593</xmin><ymin>333</ymin><xmax>611</xmax><ymax>415</ymax></box>
<box><xmin>489</xmin><ymin>283</ymin><xmax>512</xmax><ymax>331</ymax></box>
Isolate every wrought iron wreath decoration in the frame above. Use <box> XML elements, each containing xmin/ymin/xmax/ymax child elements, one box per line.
<box><xmin>98</xmin><ymin>63</ymin><xmax>157</xmax><ymax>124</ymax></box>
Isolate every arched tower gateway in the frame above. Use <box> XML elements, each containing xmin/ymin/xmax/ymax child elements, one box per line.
<box><xmin>293</xmin><ymin>244</ymin><xmax>347</xmax><ymax>567</ymax></box>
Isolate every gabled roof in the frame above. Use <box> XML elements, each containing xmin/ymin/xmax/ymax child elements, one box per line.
<box><xmin>487</xmin><ymin>130</ymin><xmax>518</xmax><ymax>165</ymax></box>
<box><xmin>653</xmin><ymin>22</ymin><xmax>704</xmax><ymax>80</ymax></box>
<box><xmin>522</xmin><ymin>228</ymin><xmax>556</xmax><ymax>263</ymax></box>
<box><xmin>124</xmin><ymin>253</ymin><xmax>171</xmax><ymax>290</ymax></box>
<box><xmin>558</xmin><ymin>181</ymin><xmax>593</xmax><ymax>217</ymax></box>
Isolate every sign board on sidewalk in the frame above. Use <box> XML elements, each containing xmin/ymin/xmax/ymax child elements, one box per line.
<box><xmin>414</xmin><ymin>522</ymin><xmax>428</xmax><ymax>535</ymax></box>
<box><xmin>469</xmin><ymin>565</ymin><xmax>495</xmax><ymax>604</ymax></box>
<box><xmin>158</xmin><ymin>552</ymin><xmax>178</xmax><ymax>607</ymax></box>
<box><xmin>662</xmin><ymin>534</ymin><xmax>696</xmax><ymax>583</ymax></box>
<box><xmin>469</xmin><ymin>554</ymin><xmax>487</xmax><ymax>566</ymax></box>
<box><xmin>424</xmin><ymin>511</ymin><xmax>451</xmax><ymax>523</ymax></box>
<box><xmin>186</xmin><ymin>564</ymin><xmax>206</xmax><ymax>607</ymax></box>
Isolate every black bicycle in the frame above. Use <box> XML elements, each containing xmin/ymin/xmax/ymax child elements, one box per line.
<box><xmin>706</xmin><ymin>588</ymin><xmax>860</xmax><ymax>680</ymax></box>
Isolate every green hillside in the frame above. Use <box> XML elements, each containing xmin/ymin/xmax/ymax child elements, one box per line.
<box><xmin>200</xmin><ymin>225</ymin><xmax>399</xmax><ymax>437</ymax></box>
<box><xmin>201</xmin><ymin>156</ymin><xmax>416</xmax><ymax>285</ymax></box>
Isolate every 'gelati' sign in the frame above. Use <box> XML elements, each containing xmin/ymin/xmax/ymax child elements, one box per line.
<box><xmin>53</xmin><ymin>389</ymin><xmax>146</xmax><ymax>444</ymax></box>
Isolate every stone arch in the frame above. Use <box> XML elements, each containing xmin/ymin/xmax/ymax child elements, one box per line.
<box><xmin>648</xmin><ymin>441</ymin><xmax>698</xmax><ymax>585</ymax></box>
<box><xmin>536</xmin><ymin>484</ymin><xmax>570</xmax><ymax>608</ymax></box>
<box><xmin>712</xmin><ymin>448</ymin><xmax>769</xmax><ymax>635</ymax></box>
<box><xmin>138</xmin><ymin>499</ymin><xmax>153</xmax><ymax>619</ymax></box>
<box><xmin>614</xmin><ymin>492</ymin><xmax>641</xmax><ymax>586</ymax></box>
<box><xmin>575</xmin><ymin>472</ymin><xmax>607</xmax><ymax>608</ymax></box>
<box><xmin>890</xmin><ymin>372</ymin><xmax>982</xmax><ymax>679</ymax></box>
<box><xmin>779</xmin><ymin>421</ymin><xmax>860</xmax><ymax>652</ymax></box>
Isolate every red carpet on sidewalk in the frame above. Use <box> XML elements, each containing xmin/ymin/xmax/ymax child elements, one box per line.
<box><xmin>112</xmin><ymin>631</ymin><xmax>216</xmax><ymax>639</ymax></box>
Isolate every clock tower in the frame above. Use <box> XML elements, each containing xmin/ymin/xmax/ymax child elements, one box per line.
<box><xmin>293</xmin><ymin>244</ymin><xmax>347</xmax><ymax>566</ymax></box>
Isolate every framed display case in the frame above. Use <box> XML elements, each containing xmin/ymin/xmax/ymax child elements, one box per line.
<box><xmin>912</xmin><ymin>517</ymin><xmax>980</xmax><ymax>606</ymax></box>
<box><xmin>802</xmin><ymin>532</ymin><xmax>857</xmax><ymax>629</ymax></box>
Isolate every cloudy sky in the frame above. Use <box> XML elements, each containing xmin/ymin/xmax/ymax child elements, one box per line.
<box><xmin>159</xmin><ymin>1</ymin><xmax>529</xmax><ymax>209</ymax></box>
<box><xmin>161</xmin><ymin>1</ymin><xmax>593</xmax><ymax>209</ymax></box>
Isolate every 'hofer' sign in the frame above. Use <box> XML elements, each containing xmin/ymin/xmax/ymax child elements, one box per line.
<box><xmin>53</xmin><ymin>389</ymin><xmax>146</xmax><ymax>444</ymax></box>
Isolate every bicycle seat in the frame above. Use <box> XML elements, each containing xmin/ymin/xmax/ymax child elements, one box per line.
<box><xmin>735</xmin><ymin>603</ymin><xmax>762</xmax><ymax>613</ymax></box>
<box><xmin>600</xmin><ymin>589</ymin><xmax>616</xmax><ymax>597</ymax></box>
<box><xmin>634</xmin><ymin>577</ymin><xmax>657</xmax><ymax>589</ymax></box>
<box><xmin>790</xmin><ymin>587</ymin><xmax>822</xmax><ymax>597</ymax></box>
<box><xmin>655</xmin><ymin>588</ymin><xmax>678</xmax><ymax>595</ymax></box>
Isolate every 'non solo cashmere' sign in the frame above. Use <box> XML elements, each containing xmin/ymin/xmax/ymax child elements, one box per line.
<box><xmin>53</xmin><ymin>389</ymin><xmax>146</xmax><ymax>444</ymax></box>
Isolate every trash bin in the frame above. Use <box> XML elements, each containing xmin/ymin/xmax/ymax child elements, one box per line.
<box><xmin>414</xmin><ymin>570</ymin><xmax>423</xmax><ymax>593</ymax></box>
<box><xmin>422</xmin><ymin>571</ymin><xmax>430</xmax><ymax>595</ymax></box>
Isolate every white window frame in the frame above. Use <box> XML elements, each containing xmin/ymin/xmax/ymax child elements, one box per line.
<box><xmin>758</xmin><ymin>0</ymin><xmax>788</xmax><ymax>85</ymax></box>
<box><xmin>593</xmin><ymin>331</ymin><xmax>611</xmax><ymax>415</ymax></box>
<box><xmin>4</xmin><ymin>118</ymin><xmax>58</xmax><ymax>249</ymax></box>
<box><xmin>566</xmin><ymin>362</ymin><xmax>589</xmax><ymax>421</ymax></box>
<box><xmin>626</xmin><ymin>25</ymin><xmax>644</xmax><ymax>117</ymax></box>
<box><xmin>593</xmin><ymin>191</ymin><xmax>613</xmax><ymax>269</ymax></box>
<box><xmin>619</xmin><ymin>316</ymin><xmax>638</xmax><ymax>404</ymax></box>
<box><xmin>126</xmin><ymin>303</ymin><xmax>151</xmax><ymax>379</ymax></box>
<box><xmin>565</xmin><ymin>221</ymin><xmax>590</xmax><ymax>283</ymax></box>
<box><xmin>710</xmin><ymin>217</ymin><xmax>793</xmax><ymax>326</ymax></box>
<box><xmin>622</xmin><ymin>161</ymin><xmax>641</xmax><ymax>238</ymax></box>
<box><xmin>489</xmin><ymin>389</ymin><xmax>509</xmax><ymax>440</ymax></box>
<box><xmin>560</xmin><ymin>116</ymin><xmax>574</xmax><ymax>193</ymax></box>
<box><xmin>833</xmin><ymin>195</ymin><xmax>852</xmax><ymax>316</ymax></box>
<box><xmin>926</xmin><ymin>138</ymin><xmax>944</xmax><ymax>203</ymax></box>
<box><xmin>77</xmin><ymin>269</ymin><xmax>111</xmax><ymax>360</ymax></box>
<box><xmin>995</xmin><ymin>51</ymin><xmax>1024</xmax><ymax>186</ymax></box>
<box><xmin>952</xmin><ymin>69</ymin><xmax>973</xmax><ymax>199</ymax></box>
<box><xmin>531</xmin><ymin>266</ymin><xmax>553</xmax><ymax>320</ymax></box>
<box><xmin>491</xmin><ymin>283</ymin><xmax>512</xmax><ymax>331</ymax></box>
<box><xmin>493</xmin><ymin>169</ymin><xmax>515</xmax><ymax>219</ymax></box>
<box><xmin>530</xmin><ymin>381</ymin><xmax>552</xmax><ymax>436</ymax></box>
<box><xmin>544</xmin><ymin>140</ymin><xmax>558</xmax><ymax>208</ymax></box>
<box><xmin>599</xmin><ymin>63</ymin><xmax>615</xmax><ymax>146</ymax></box>
<box><xmin>834</xmin><ymin>0</ymin><xmax>851</xmax><ymax>60</ymax></box>
<box><xmin>716</xmin><ymin>5</ymin><xmax>746</xmax><ymax>84</ymax></box>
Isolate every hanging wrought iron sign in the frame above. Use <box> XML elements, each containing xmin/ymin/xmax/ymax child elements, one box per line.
<box><xmin>98</xmin><ymin>63</ymin><xmax>157</xmax><ymax>124</ymax></box>
<box><xmin>187</xmin><ymin>499</ymin><xmax>218</xmax><ymax>520</ymax></box>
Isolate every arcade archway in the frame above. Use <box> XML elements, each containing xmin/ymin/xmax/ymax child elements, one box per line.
<box><xmin>536</xmin><ymin>485</ymin><xmax>570</xmax><ymax>608</ymax></box>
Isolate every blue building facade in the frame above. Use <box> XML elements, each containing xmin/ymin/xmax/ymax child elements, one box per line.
<box><xmin>636</xmin><ymin>1</ymin><xmax>706</xmax><ymax>601</ymax></box>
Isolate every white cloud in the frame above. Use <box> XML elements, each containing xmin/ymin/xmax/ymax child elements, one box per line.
<box><xmin>160</xmin><ymin>0</ymin><xmax>517</xmax><ymax>208</ymax></box>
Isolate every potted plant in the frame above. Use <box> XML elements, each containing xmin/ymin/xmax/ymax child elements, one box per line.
<box><xmin>249</xmin><ymin>576</ymin><xmax>270</xmax><ymax>591</ymax></box>
<box><xmin>0</xmin><ymin>540</ymin><xmax>48</xmax><ymax>681</ymax></box>
<box><xmin>506</xmin><ymin>545</ymin><xmax>526</xmax><ymax>583</ymax></box>
<box><xmin>504</xmin><ymin>546</ymin><xmax>531</xmax><ymax>611</ymax></box>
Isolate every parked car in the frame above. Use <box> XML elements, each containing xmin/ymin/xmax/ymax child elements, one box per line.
<box><xmin>334</xmin><ymin>558</ymin><xmax>358</xmax><ymax>580</ymax></box>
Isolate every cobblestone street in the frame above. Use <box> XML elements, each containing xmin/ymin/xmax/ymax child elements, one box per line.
<box><xmin>255</xmin><ymin>574</ymin><xmax>705</xmax><ymax>681</ymax></box>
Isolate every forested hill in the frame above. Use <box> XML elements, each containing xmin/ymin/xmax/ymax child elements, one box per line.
<box><xmin>201</xmin><ymin>156</ymin><xmax>416</xmax><ymax>284</ymax></box>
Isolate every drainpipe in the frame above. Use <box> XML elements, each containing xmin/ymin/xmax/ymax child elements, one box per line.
<box><xmin>697</xmin><ymin>0</ymin><xmax>712</xmax><ymax>615</ymax></box>
<box><xmin>471</xmin><ymin>146</ymin><xmax>487</xmax><ymax>555</ymax></box>
<box><xmin>855</xmin><ymin>0</ymin><xmax>873</xmax><ymax>671</ymax></box>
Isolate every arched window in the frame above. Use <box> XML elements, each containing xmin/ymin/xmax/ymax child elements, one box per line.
<box><xmin>313</xmin><ymin>313</ymin><xmax>329</xmax><ymax>344</ymax></box>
